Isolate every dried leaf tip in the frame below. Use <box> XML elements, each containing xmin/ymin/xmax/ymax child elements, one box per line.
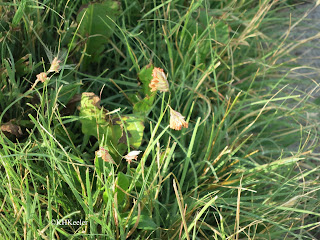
<box><xmin>169</xmin><ymin>106</ymin><xmax>188</xmax><ymax>130</ymax></box>
<box><xmin>149</xmin><ymin>67</ymin><xmax>169</xmax><ymax>92</ymax></box>
<box><xmin>124</xmin><ymin>150</ymin><xmax>142</xmax><ymax>164</ymax></box>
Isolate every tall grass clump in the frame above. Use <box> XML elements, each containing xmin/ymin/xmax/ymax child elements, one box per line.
<box><xmin>0</xmin><ymin>0</ymin><xmax>319</xmax><ymax>239</ymax></box>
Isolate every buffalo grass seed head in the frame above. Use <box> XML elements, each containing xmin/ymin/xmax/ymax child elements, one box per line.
<box><xmin>124</xmin><ymin>151</ymin><xmax>142</xmax><ymax>164</ymax></box>
<box><xmin>36</xmin><ymin>72</ymin><xmax>48</xmax><ymax>83</ymax></box>
<box><xmin>149</xmin><ymin>67</ymin><xmax>169</xmax><ymax>92</ymax></box>
<box><xmin>169</xmin><ymin>106</ymin><xmax>188</xmax><ymax>130</ymax></box>
<box><xmin>48</xmin><ymin>57</ymin><xmax>61</xmax><ymax>73</ymax></box>
<box><xmin>95</xmin><ymin>147</ymin><xmax>115</xmax><ymax>164</ymax></box>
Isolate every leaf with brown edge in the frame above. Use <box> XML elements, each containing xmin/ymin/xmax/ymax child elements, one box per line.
<box><xmin>79</xmin><ymin>92</ymin><xmax>145</xmax><ymax>161</ymax></box>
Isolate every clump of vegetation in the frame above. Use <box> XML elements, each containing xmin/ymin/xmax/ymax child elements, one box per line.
<box><xmin>0</xmin><ymin>0</ymin><xmax>319</xmax><ymax>239</ymax></box>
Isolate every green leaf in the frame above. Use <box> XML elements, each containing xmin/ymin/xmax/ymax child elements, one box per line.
<box><xmin>77</xmin><ymin>0</ymin><xmax>122</xmax><ymax>67</ymax></box>
<box><xmin>116</xmin><ymin>172</ymin><xmax>130</xmax><ymax>206</ymax></box>
<box><xmin>4</xmin><ymin>59</ymin><xmax>15</xmax><ymax>85</ymax></box>
<box><xmin>12</xmin><ymin>0</ymin><xmax>27</xmax><ymax>27</ymax></box>
<box><xmin>79</xmin><ymin>92</ymin><xmax>124</xmax><ymax>159</ymax></box>
<box><xmin>79</xmin><ymin>93</ymin><xmax>145</xmax><ymax>157</ymax></box>
<box><xmin>103</xmin><ymin>188</ymin><xmax>111</xmax><ymax>205</ymax></box>
<box><xmin>15</xmin><ymin>54</ymin><xmax>32</xmax><ymax>76</ymax></box>
<box><xmin>128</xmin><ymin>214</ymin><xmax>157</xmax><ymax>230</ymax></box>
<box><xmin>134</xmin><ymin>65</ymin><xmax>156</xmax><ymax>115</ymax></box>
<box><xmin>133</xmin><ymin>95</ymin><xmax>155</xmax><ymax>115</ymax></box>
<box><xmin>113</xmin><ymin>115</ymin><xmax>145</xmax><ymax>149</ymax></box>
<box><xmin>138</xmin><ymin>65</ymin><xmax>154</xmax><ymax>96</ymax></box>
<box><xmin>79</xmin><ymin>92</ymin><xmax>109</xmax><ymax>139</ymax></box>
<box><xmin>125</xmin><ymin>116</ymin><xmax>145</xmax><ymax>149</ymax></box>
<box><xmin>127</xmin><ymin>93</ymin><xmax>141</xmax><ymax>105</ymax></box>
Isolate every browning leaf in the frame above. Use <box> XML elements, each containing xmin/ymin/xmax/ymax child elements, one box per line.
<box><xmin>0</xmin><ymin>120</ymin><xmax>23</xmax><ymax>137</ymax></box>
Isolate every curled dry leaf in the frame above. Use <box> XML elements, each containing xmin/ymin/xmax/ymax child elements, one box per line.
<box><xmin>0</xmin><ymin>120</ymin><xmax>23</xmax><ymax>137</ymax></box>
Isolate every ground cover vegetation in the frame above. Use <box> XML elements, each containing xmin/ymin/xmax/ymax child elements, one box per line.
<box><xmin>0</xmin><ymin>0</ymin><xmax>319</xmax><ymax>239</ymax></box>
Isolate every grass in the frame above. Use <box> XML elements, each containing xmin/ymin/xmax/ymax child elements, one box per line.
<box><xmin>0</xmin><ymin>0</ymin><xmax>320</xmax><ymax>239</ymax></box>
